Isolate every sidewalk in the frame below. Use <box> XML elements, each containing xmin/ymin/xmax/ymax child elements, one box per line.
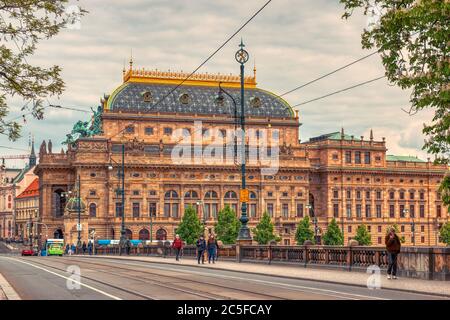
<box><xmin>0</xmin><ymin>273</ymin><xmax>21</xmax><ymax>300</ymax></box>
<box><xmin>83</xmin><ymin>255</ymin><xmax>450</xmax><ymax>297</ymax></box>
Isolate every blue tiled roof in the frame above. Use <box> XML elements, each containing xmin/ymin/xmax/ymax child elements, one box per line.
<box><xmin>108</xmin><ymin>83</ymin><xmax>294</xmax><ymax>118</ymax></box>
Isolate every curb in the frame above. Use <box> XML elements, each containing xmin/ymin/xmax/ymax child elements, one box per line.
<box><xmin>81</xmin><ymin>255</ymin><xmax>450</xmax><ymax>299</ymax></box>
<box><xmin>0</xmin><ymin>273</ymin><xmax>21</xmax><ymax>300</ymax></box>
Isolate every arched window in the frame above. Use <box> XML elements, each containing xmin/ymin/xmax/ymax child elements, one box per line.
<box><xmin>204</xmin><ymin>191</ymin><xmax>218</xmax><ymax>199</ymax></box>
<box><xmin>139</xmin><ymin>229</ymin><xmax>150</xmax><ymax>240</ymax></box>
<box><xmin>184</xmin><ymin>190</ymin><xmax>199</xmax><ymax>199</ymax></box>
<box><xmin>224</xmin><ymin>191</ymin><xmax>237</xmax><ymax>199</ymax></box>
<box><xmin>156</xmin><ymin>228</ymin><xmax>167</xmax><ymax>241</ymax></box>
<box><xmin>249</xmin><ymin>191</ymin><xmax>257</xmax><ymax>199</ymax></box>
<box><xmin>164</xmin><ymin>190</ymin><xmax>179</xmax><ymax>199</ymax></box>
<box><xmin>89</xmin><ymin>203</ymin><xmax>97</xmax><ymax>217</ymax></box>
<box><xmin>125</xmin><ymin>229</ymin><xmax>133</xmax><ymax>240</ymax></box>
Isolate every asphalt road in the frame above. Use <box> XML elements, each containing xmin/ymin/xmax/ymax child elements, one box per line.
<box><xmin>0</xmin><ymin>255</ymin><xmax>447</xmax><ymax>300</ymax></box>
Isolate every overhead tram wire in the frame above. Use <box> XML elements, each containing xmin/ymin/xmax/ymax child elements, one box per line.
<box><xmin>291</xmin><ymin>75</ymin><xmax>386</xmax><ymax>108</ymax></box>
<box><xmin>280</xmin><ymin>50</ymin><xmax>379</xmax><ymax>97</ymax></box>
<box><xmin>110</xmin><ymin>0</ymin><xmax>273</xmax><ymax>139</ymax></box>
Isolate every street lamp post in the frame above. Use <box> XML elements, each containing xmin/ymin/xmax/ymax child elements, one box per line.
<box><xmin>76</xmin><ymin>174</ymin><xmax>81</xmax><ymax>247</ymax></box>
<box><xmin>196</xmin><ymin>200</ymin><xmax>207</xmax><ymax>236</ymax></box>
<box><xmin>235</xmin><ymin>40</ymin><xmax>251</xmax><ymax>241</ymax></box>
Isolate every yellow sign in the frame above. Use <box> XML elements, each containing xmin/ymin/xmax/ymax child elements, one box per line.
<box><xmin>240</xmin><ymin>189</ymin><xmax>249</xmax><ymax>203</ymax></box>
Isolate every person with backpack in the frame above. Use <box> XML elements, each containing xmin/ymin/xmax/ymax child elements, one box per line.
<box><xmin>196</xmin><ymin>235</ymin><xmax>206</xmax><ymax>264</ymax></box>
<box><xmin>172</xmin><ymin>234</ymin><xmax>183</xmax><ymax>261</ymax></box>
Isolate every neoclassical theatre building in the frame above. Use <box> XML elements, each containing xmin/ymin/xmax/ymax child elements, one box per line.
<box><xmin>35</xmin><ymin>65</ymin><xmax>449</xmax><ymax>246</ymax></box>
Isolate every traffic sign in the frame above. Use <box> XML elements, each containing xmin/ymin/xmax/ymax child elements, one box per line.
<box><xmin>240</xmin><ymin>189</ymin><xmax>249</xmax><ymax>203</ymax></box>
<box><xmin>76</xmin><ymin>223</ymin><xmax>82</xmax><ymax>231</ymax></box>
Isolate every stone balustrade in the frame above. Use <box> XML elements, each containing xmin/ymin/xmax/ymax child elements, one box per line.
<box><xmin>93</xmin><ymin>244</ymin><xmax>448</xmax><ymax>281</ymax></box>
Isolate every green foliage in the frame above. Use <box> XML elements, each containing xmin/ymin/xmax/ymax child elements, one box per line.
<box><xmin>438</xmin><ymin>173</ymin><xmax>450</xmax><ymax>206</ymax></box>
<box><xmin>176</xmin><ymin>205</ymin><xmax>204</xmax><ymax>245</ymax></box>
<box><xmin>295</xmin><ymin>216</ymin><xmax>315</xmax><ymax>245</ymax></box>
<box><xmin>322</xmin><ymin>218</ymin><xmax>344</xmax><ymax>246</ymax></box>
<box><xmin>0</xmin><ymin>1</ymin><xmax>87</xmax><ymax>140</ymax></box>
<box><xmin>340</xmin><ymin>0</ymin><xmax>450</xmax><ymax>197</ymax></box>
<box><xmin>354</xmin><ymin>224</ymin><xmax>372</xmax><ymax>246</ymax></box>
<box><xmin>386</xmin><ymin>224</ymin><xmax>406</xmax><ymax>243</ymax></box>
<box><xmin>439</xmin><ymin>222</ymin><xmax>450</xmax><ymax>246</ymax></box>
<box><xmin>252</xmin><ymin>211</ymin><xmax>280</xmax><ymax>245</ymax></box>
<box><xmin>214</xmin><ymin>205</ymin><xmax>241</xmax><ymax>244</ymax></box>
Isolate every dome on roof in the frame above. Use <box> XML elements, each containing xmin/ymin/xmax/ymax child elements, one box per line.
<box><xmin>106</xmin><ymin>82</ymin><xmax>295</xmax><ymax>119</ymax></box>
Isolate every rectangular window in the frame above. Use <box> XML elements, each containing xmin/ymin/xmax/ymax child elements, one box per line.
<box><xmin>400</xmin><ymin>205</ymin><xmax>405</xmax><ymax>218</ymax></box>
<box><xmin>356</xmin><ymin>204</ymin><xmax>362</xmax><ymax>218</ymax></box>
<box><xmin>356</xmin><ymin>191</ymin><xmax>361</xmax><ymax>199</ymax></box>
<box><xmin>212</xmin><ymin>204</ymin><xmax>218</xmax><ymax>219</ymax></box>
<box><xmin>282</xmin><ymin>204</ymin><xmax>289</xmax><ymax>218</ymax></box>
<box><xmin>145</xmin><ymin>127</ymin><xmax>154</xmax><ymax>135</ymax></box>
<box><xmin>364</xmin><ymin>152</ymin><xmax>371</xmax><ymax>164</ymax></box>
<box><xmin>250</xmin><ymin>204</ymin><xmax>256</xmax><ymax>218</ymax></box>
<box><xmin>409</xmin><ymin>192</ymin><xmax>415</xmax><ymax>200</ymax></box>
<box><xmin>376</xmin><ymin>204</ymin><xmax>382</xmax><ymax>218</ymax></box>
<box><xmin>296</xmin><ymin>203</ymin><xmax>304</xmax><ymax>218</ymax></box>
<box><xmin>376</xmin><ymin>191</ymin><xmax>381</xmax><ymax>200</ymax></box>
<box><xmin>346</xmin><ymin>190</ymin><xmax>351</xmax><ymax>199</ymax></box>
<box><xmin>267</xmin><ymin>203</ymin><xmax>274</xmax><ymax>217</ymax></box>
<box><xmin>365</xmin><ymin>204</ymin><xmax>371</xmax><ymax>218</ymax></box>
<box><xmin>204</xmin><ymin>204</ymin><xmax>210</xmax><ymax>220</ymax></box>
<box><xmin>420</xmin><ymin>205</ymin><xmax>425</xmax><ymax>218</ymax></box>
<box><xmin>421</xmin><ymin>225</ymin><xmax>425</xmax><ymax>232</ymax></box>
<box><xmin>149</xmin><ymin>202</ymin><xmax>157</xmax><ymax>217</ymax></box>
<box><xmin>420</xmin><ymin>192</ymin><xmax>425</xmax><ymax>200</ymax></box>
<box><xmin>378</xmin><ymin>226</ymin><xmax>382</xmax><ymax>233</ymax></box>
<box><xmin>164</xmin><ymin>127</ymin><xmax>173</xmax><ymax>135</ymax></box>
<box><xmin>389</xmin><ymin>191</ymin><xmax>395</xmax><ymax>200</ymax></box>
<box><xmin>125</xmin><ymin>125</ymin><xmax>135</xmax><ymax>134</ymax></box>
<box><xmin>355</xmin><ymin>151</ymin><xmax>361</xmax><ymax>164</ymax></box>
<box><xmin>410</xmin><ymin>205</ymin><xmax>415</xmax><ymax>218</ymax></box>
<box><xmin>348</xmin><ymin>226</ymin><xmax>352</xmax><ymax>233</ymax></box>
<box><xmin>366</xmin><ymin>191</ymin><xmax>371</xmax><ymax>199</ymax></box>
<box><xmin>437</xmin><ymin>205</ymin><xmax>442</xmax><ymax>218</ymax></box>
<box><xmin>333</xmin><ymin>204</ymin><xmax>339</xmax><ymax>218</ymax></box>
<box><xmin>172</xmin><ymin>203</ymin><xmax>179</xmax><ymax>218</ymax></box>
<box><xmin>389</xmin><ymin>205</ymin><xmax>395</xmax><ymax>218</ymax></box>
<box><xmin>132</xmin><ymin>203</ymin><xmax>140</xmax><ymax>218</ymax></box>
<box><xmin>345</xmin><ymin>151</ymin><xmax>352</xmax><ymax>163</ymax></box>
<box><xmin>400</xmin><ymin>192</ymin><xmax>405</xmax><ymax>200</ymax></box>
<box><xmin>164</xmin><ymin>203</ymin><xmax>170</xmax><ymax>217</ymax></box>
<box><xmin>333</xmin><ymin>190</ymin><xmax>339</xmax><ymax>199</ymax></box>
<box><xmin>115</xmin><ymin>202</ymin><xmax>123</xmax><ymax>217</ymax></box>
<box><xmin>346</xmin><ymin>204</ymin><xmax>352</xmax><ymax>218</ymax></box>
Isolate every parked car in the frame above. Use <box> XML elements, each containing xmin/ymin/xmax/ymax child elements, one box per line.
<box><xmin>21</xmin><ymin>249</ymin><xmax>38</xmax><ymax>256</ymax></box>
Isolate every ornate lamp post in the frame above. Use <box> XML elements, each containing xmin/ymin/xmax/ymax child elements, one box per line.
<box><xmin>196</xmin><ymin>200</ymin><xmax>207</xmax><ymax>236</ymax></box>
<box><xmin>235</xmin><ymin>40</ymin><xmax>251</xmax><ymax>242</ymax></box>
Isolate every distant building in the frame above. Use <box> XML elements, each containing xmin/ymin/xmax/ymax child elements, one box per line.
<box><xmin>15</xmin><ymin>178</ymin><xmax>40</xmax><ymax>244</ymax></box>
<box><xmin>35</xmin><ymin>65</ymin><xmax>449</xmax><ymax>246</ymax></box>
<box><xmin>0</xmin><ymin>142</ymin><xmax>38</xmax><ymax>239</ymax></box>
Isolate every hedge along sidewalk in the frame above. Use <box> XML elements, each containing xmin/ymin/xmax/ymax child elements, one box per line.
<box><xmin>77</xmin><ymin>255</ymin><xmax>450</xmax><ymax>298</ymax></box>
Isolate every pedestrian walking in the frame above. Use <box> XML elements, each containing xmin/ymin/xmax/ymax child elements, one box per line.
<box><xmin>82</xmin><ymin>241</ymin><xmax>87</xmax><ymax>254</ymax></box>
<box><xmin>385</xmin><ymin>227</ymin><xmax>401</xmax><ymax>279</ymax></box>
<box><xmin>71</xmin><ymin>243</ymin><xmax>76</xmax><ymax>255</ymax></box>
<box><xmin>65</xmin><ymin>244</ymin><xmax>69</xmax><ymax>255</ymax></box>
<box><xmin>172</xmin><ymin>234</ymin><xmax>183</xmax><ymax>261</ymax></box>
<box><xmin>196</xmin><ymin>235</ymin><xmax>206</xmax><ymax>264</ymax></box>
<box><xmin>207</xmin><ymin>234</ymin><xmax>218</xmax><ymax>264</ymax></box>
<box><xmin>88</xmin><ymin>241</ymin><xmax>93</xmax><ymax>256</ymax></box>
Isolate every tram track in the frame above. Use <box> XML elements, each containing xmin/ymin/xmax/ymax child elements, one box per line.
<box><xmin>46</xmin><ymin>256</ymin><xmax>292</xmax><ymax>300</ymax></box>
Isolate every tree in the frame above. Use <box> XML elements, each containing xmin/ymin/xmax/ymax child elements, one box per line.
<box><xmin>439</xmin><ymin>222</ymin><xmax>450</xmax><ymax>246</ymax></box>
<box><xmin>252</xmin><ymin>211</ymin><xmax>280</xmax><ymax>245</ymax></box>
<box><xmin>214</xmin><ymin>205</ymin><xmax>241</xmax><ymax>244</ymax></box>
<box><xmin>0</xmin><ymin>1</ymin><xmax>86</xmax><ymax>140</ymax></box>
<box><xmin>295</xmin><ymin>216</ymin><xmax>315</xmax><ymax>245</ymax></box>
<box><xmin>354</xmin><ymin>224</ymin><xmax>372</xmax><ymax>246</ymax></box>
<box><xmin>176</xmin><ymin>205</ymin><xmax>204</xmax><ymax>245</ymax></box>
<box><xmin>322</xmin><ymin>218</ymin><xmax>344</xmax><ymax>246</ymax></box>
<box><xmin>340</xmin><ymin>0</ymin><xmax>450</xmax><ymax>199</ymax></box>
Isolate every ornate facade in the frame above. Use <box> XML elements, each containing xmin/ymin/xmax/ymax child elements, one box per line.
<box><xmin>35</xmin><ymin>65</ymin><xmax>449</xmax><ymax>246</ymax></box>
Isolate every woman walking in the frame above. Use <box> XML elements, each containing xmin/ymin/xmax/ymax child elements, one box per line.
<box><xmin>207</xmin><ymin>234</ymin><xmax>218</xmax><ymax>264</ymax></box>
<box><xmin>385</xmin><ymin>227</ymin><xmax>401</xmax><ymax>279</ymax></box>
<box><xmin>172</xmin><ymin>234</ymin><xmax>183</xmax><ymax>261</ymax></box>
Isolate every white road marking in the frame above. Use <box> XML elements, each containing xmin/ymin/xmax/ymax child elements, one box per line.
<box><xmin>88</xmin><ymin>257</ymin><xmax>390</xmax><ymax>300</ymax></box>
<box><xmin>0</xmin><ymin>272</ymin><xmax>21</xmax><ymax>300</ymax></box>
<box><xmin>2</xmin><ymin>257</ymin><xmax>122</xmax><ymax>300</ymax></box>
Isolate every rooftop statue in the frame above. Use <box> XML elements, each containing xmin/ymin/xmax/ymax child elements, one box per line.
<box><xmin>62</xmin><ymin>106</ymin><xmax>103</xmax><ymax>146</ymax></box>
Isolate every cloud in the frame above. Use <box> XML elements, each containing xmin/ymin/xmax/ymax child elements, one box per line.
<box><xmin>0</xmin><ymin>0</ymin><xmax>433</xmax><ymax>167</ymax></box>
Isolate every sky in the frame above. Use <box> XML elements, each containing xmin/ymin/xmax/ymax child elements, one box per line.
<box><xmin>0</xmin><ymin>0</ymin><xmax>433</xmax><ymax>168</ymax></box>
